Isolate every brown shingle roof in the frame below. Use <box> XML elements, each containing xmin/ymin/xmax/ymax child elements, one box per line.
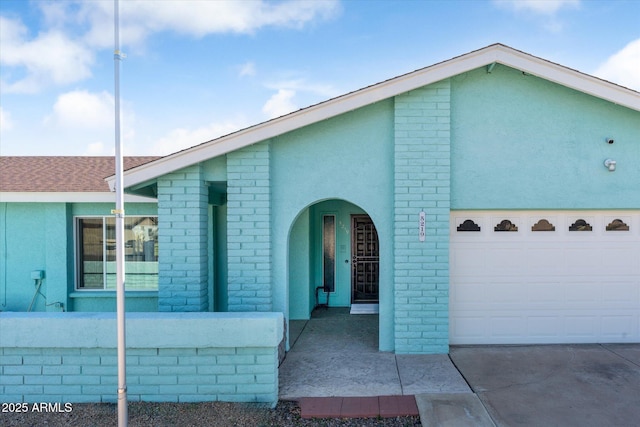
<box><xmin>0</xmin><ymin>156</ymin><xmax>160</xmax><ymax>192</ymax></box>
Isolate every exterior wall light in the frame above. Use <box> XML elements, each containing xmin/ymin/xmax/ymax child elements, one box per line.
<box><xmin>604</xmin><ymin>159</ymin><xmax>616</xmax><ymax>171</ymax></box>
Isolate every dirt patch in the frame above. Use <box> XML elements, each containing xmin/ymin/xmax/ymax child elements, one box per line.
<box><xmin>1</xmin><ymin>400</ymin><xmax>421</xmax><ymax>426</ymax></box>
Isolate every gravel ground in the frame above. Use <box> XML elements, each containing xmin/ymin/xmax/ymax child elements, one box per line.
<box><xmin>1</xmin><ymin>400</ymin><xmax>422</xmax><ymax>427</ymax></box>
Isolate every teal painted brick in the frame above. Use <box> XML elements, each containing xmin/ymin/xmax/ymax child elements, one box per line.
<box><xmin>236</xmin><ymin>364</ymin><xmax>273</xmax><ymax>374</ymax></box>
<box><xmin>197</xmin><ymin>384</ymin><xmax>236</xmax><ymax>394</ymax></box>
<box><xmin>197</xmin><ymin>365</ymin><xmax>236</xmax><ymax>375</ymax></box>
<box><xmin>60</xmin><ymin>375</ymin><xmax>101</xmax><ymax>386</ymax></box>
<box><xmin>158</xmin><ymin>366</ymin><xmax>197</xmax><ymax>376</ymax></box>
<box><xmin>128</xmin><ymin>385</ymin><xmax>160</xmax><ymax>395</ymax></box>
<box><xmin>24</xmin><ymin>375</ymin><xmax>61</xmax><ymax>385</ymax></box>
<box><xmin>10</xmin><ymin>384</ymin><xmax>44</xmax><ymax>394</ymax></box>
<box><xmin>63</xmin><ymin>356</ymin><xmax>100</xmax><ymax>365</ymax></box>
<box><xmin>82</xmin><ymin>366</ymin><xmax>116</xmax><ymax>376</ymax></box>
<box><xmin>394</xmin><ymin>80</ymin><xmax>451</xmax><ymax>355</ymax></box>
<box><xmin>159</xmin><ymin>384</ymin><xmax>198</xmax><ymax>395</ymax></box>
<box><xmin>217</xmin><ymin>355</ymin><xmax>255</xmax><ymax>365</ymax></box>
<box><xmin>4</xmin><ymin>365</ymin><xmax>41</xmax><ymax>375</ymax></box>
<box><xmin>0</xmin><ymin>356</ymin><xmax>23</xmax><ymax>364</ymax></box>
<box><xmin>236</xmin><ymin>383</ymin><xmax>276</xmax><ymax>394</ymax></box>
<box><xmin>177</xmin><ymin>374</ymin><xmax>216</xmax><ymax>385</ymax></box>
<box><xmin>81</xmin><ymin>385</ymin><xmax>116</xmax><ymax>395</ymax></box>
<box><xmin>2</xmin><ymin>348</ymin><xmax>42</xmax><ymax>356</ymax></box>
<box><xmin>217</xmin><ymin>374</ymin><xmax>255</xmax><ymax>384</ymax></box>
<box><xmin>138</xmin><ymin>375</ymin><xmax>177</xmax><ymax>385</ymax></box>
<box><xmin>0</xmin><ymin>375</ymin><xmax>24</xmax><ymax>385</ymax></box>
<box><xmin>72</xmin><ymin>394</ymin><xmax>109</xmax><ymax>403</ymax></box>
<box><xmin>43</xmin><ymin>365</ymin><xmax>81</xmax><ymax>375</ymax></box>
<box><xmin>44</xmin><ymin>385</ymin><xmax>81</xmax><ymax>395</ymax></box>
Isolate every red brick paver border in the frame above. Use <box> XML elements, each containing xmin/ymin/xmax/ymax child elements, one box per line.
<box><xmin>299</xmin><ymin>395</ymin><xmax>419</xmax><ymax>419</ymax></box>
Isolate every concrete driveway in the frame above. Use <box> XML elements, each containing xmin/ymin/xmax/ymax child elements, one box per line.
<box><xmin>442</xmin><ymin>344</ymin><xmax>640</xmax><ymax>427</ymax></box>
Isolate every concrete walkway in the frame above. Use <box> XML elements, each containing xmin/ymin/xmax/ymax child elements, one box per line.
<box><xmin>278</xmin><ymin>308</ymin><xmax>470</xmax><ymax>399</ymax></box>
<box><xmin>279</xmin><ymin>309</ymin><xmax>640</xmax><ymax>426</ymax></box>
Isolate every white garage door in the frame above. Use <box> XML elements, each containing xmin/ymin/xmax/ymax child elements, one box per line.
<box><xmin>450</xmin><ymin>211</ymin><xmax>640</xmax><ymax>344</ymax></box>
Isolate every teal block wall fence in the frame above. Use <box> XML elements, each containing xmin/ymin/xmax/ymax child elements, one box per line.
<box><xmin>0</xmin><ymin>312</ymin><xmax>284</xmax><ymax>406</ymax></box>
<box><xmin>157</xmin><ymin>165</ymin><xmax>209</xmax><ymax>312</ymax></box>
<box><xmin>393</xmin><ymin>81</ymin><xmax>451</xmax><ymax>354</ymax></box>
<box><xmin>226</xmin><ymin>142</ymin><xmax>273</xmax><ymax>312</ymax></box>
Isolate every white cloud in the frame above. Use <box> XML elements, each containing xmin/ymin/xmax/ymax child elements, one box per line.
<box><xmin>262</xmin><ymin>89</ymin><xmax>298</xmax><ymax>119</ymax></box>
<box><xmin>85</xmin><ymin>141</ymin><xmax>111</xmax><ymax>156</ymax></box>
<box><xmin>493</xmin><ymin>0</ymin><xmax>580</xmax><ymax>14</ymax></box>
<box><xmin>45</xmin><ymin>90</ymin><xmax>114</xmax><ymax>129</ymax></box>
<box><xmin>0</xmin><ymin>107</ymin><xmax>13</xmax><ymax>131</ymax></box>
<box><xmin>1</xmin><ymin>1</ymin><xmax>339</xmax><ymax>93</ymax></box>
<box><xmin>151</xmin><ymin>120</ymin><xmax>248</xmax><ymax>155</ymax></box>
<box><xmin>79</xmin><ymin>0</ymin><xmax>341</xmax><ymax>48</ymax></box>
<box><xmin>594</xmin><ymin>39</ymin><xmax>640</xmax><ymax>91</ymax></box>
<box><xmin>0</xmin><ymin>16</ymin><xmax>94</xmax><ymax>93</ymax></box>
<box><xmin>238</xmin><ymin>62</ymin><xmax>257</xmax><ymax>78</ymax></box>
<box><xmin>261</xmin><ymin>77</ymin><xmax>340</xmax><ymax>119</ymax></box>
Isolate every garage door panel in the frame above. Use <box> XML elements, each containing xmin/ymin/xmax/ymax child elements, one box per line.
<box><xmin>528</xmin><ymin>316</ymin><xmax>562</xmax><ymax>338</ymax></box>
<box><xmin>527</xmin><ymin>282</ymin><xmax>561</xmax><ymax>304</ymax></box>
<box><xmin>450</xmin><ymin>246</ymin><xmax>486</xmax><ymax>273</ymax></box>
<box><xmin>565</xmin><ymin>316</ymin><xmax>597</xmax><ymax>338</ymax></box>
<box><xmin>450</xmin><ymin>211</ymin><xmax>640</xmax><ymax>344</ymax></box>
<box><xmin>602</xmin><ymin>281</ymin><xmax>639</xmax><ymax>305</ymax></box>
<box><xmin>527</xmin><ymin>248</ymin><xmax>565</xmax><ymax>274</ymax></box>
<box><xmin>601</xmin><ymin>316</ymin><xmax>636</xmax><ymax>339</ymax></box>
<box><xmin>600</xmin><ymin>248</ymin><xmax>639</xmax><ymax>271</ymax></box>
<box><xmin>485</xmin><ymin>248</ymin><xmax>524</xmax><ymax>276</ymax></box>
<box><xmin>490</xmin><ymin>316</ymin><xmax>526</xmax><ymax>338</ymax></box>
<box><xmin>564</xmin><ymin>249</ymin><xmax>603</xmax><ymax>275</ymax></box>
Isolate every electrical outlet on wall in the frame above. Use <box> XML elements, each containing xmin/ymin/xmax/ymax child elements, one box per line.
<box><xmin>31</xmin><ymin>270</ymin><xmax>44</xmax><ymax>280</ymax></box>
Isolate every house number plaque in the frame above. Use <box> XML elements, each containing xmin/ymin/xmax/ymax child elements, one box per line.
<box><xmin>419</xmin><ymin>211</ymin><xmax>426</xmax><ymax>242</ymax></box>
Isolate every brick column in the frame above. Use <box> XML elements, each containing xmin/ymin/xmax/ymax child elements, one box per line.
<box><xmin>226</xmin><ymin>142</ymin><xmax>272</xmax><ymax>311</ymax></box>
<box><xmin>393</xmin><ymin>81</ymin><xmax>451</xmax><ymax>353</ymax></box>
<box><xmin>157</xmin><ymin>164</ymin><xmax>208</xmax><ymax>312</ymax></box>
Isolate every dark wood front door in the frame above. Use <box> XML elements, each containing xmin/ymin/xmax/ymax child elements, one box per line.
<box><xmin>351</xmin><ymin>215</ymin><xmax>379</xmax><ymax>303</ymax></box>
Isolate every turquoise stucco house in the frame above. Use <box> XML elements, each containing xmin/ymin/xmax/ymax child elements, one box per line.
<box><xmin>1</xmin><ymin>44</ymin><xmax>639</xmax><ymax>404</ymax></box>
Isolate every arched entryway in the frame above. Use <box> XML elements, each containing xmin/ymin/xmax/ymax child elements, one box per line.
<box><xmin>288</xmin><ymin>199</ymin><xmax>380</xmax><ymax>318</ymax></box>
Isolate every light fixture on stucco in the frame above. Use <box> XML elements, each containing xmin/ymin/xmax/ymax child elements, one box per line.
<box><xmin>604</xmin><ymin>159</ymin><xmax>616</xmax><ymax>172</ymax></box>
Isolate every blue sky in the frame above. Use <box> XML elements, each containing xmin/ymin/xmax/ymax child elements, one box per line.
<box><xmin>1</xmin><ymin>0</ymin><xmax>638</xmax><ymax>156</ymax></box>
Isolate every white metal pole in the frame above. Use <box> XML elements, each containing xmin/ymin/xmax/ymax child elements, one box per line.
<box><xmin>113</xmin><ymin>0</ymin><xmax>128</xmax><ymax>425</ymax></box>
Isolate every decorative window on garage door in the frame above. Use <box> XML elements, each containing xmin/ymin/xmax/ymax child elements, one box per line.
<box><xmin>457</xmin><ymin>219</ymin><xmax>481</xmax><ymax>231</ymax></box>
<box><xmin>532</xmin><ymin>219</ymin><xmax>555</xmax><ymax>231</ymax></box>
<box><xmin>569</xmin><ymin>219</ymin><xmax>592</xmax><ymax>231</ymax></box>
<box><xmin>606</xmin><ymin>219</ymin><xmax>629</xmax><ymax>231</ymax></box>
<box><xmin>494</xmin><ymin>219</ymin><xmax>518</xmax><ymax>232</ymax></box>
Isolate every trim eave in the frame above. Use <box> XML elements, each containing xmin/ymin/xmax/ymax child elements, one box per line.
<box><xmin>110</xmin><ymin>44</ymin><xmax>640</xmax><ymax>189</ymax></box>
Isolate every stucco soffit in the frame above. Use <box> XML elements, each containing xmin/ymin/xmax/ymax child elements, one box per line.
<box><xmin>0</xmin><ymin>192</ymin><xmax>156</xmax><ymax>203</ymax></box>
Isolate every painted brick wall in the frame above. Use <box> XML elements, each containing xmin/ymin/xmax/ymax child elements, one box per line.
<box><xmin>226</xmin><ymin>142</ymin><xmax>273</xmax><ymax>312</ymax></box>
<box><xmin>393</xmin><ymin>81</ymin><xmax>451</xmax><ymax>354</ymax></box>
<box><xmin>157</xmin><ymin>164</ymin><xmax>209</xmax><ymax>312</ymax></box>
<box><xmin>0</xmin><ymin>313</ymin><xmax>283</xmax><ymax>406</ymax></box>
<box><xmin>0</xmin><ymin>347</ymin><xmax>278</xmax><ymax>404</ymax></box>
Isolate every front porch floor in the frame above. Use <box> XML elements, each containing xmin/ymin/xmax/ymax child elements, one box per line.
<box><xmin>278</xmin><ymin>308</ymin><xmax>470</xmax><ymax>400</ymax></box>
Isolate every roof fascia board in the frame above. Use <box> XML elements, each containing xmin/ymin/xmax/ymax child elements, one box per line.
<box><xmin>111</xmin><ymin>47</ymin><xmax>499</xmax><ymax>189</ymax></box>
<box><xmin>113</xmin><ymin>44</ymin><xmax>639</xmax><ymax>189</ymax></box>
<box><xmin>491</xmin><ymin>46</ymin><xmax>640</xmax><ymax>111</ymax></box>
<box><xmin>0</xmin><ymin>192</ymin><xmax>156</xmax><ymax>203</ymax></box>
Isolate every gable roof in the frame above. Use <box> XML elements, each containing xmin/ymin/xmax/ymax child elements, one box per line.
<box><xmin>111</xmin><ymin>43</ymin><xmax>640</xmax><ymax>190</ymax></box>
<box><xmin>1</xmin><ymin>156</ymin><xmax>159</xmax><ymax>202</ymax></box>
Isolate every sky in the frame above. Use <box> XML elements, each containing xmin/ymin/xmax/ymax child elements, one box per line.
<box><xmin>0</xmin><ymin>0</ymin><xmax>639</xmax><ymax>157</ymax></box>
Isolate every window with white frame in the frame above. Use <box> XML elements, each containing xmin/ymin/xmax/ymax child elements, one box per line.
<box><xmin>76</xmin><ymin>216</ymin><xmax>158</xmax><ymax>290</ymax></box>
